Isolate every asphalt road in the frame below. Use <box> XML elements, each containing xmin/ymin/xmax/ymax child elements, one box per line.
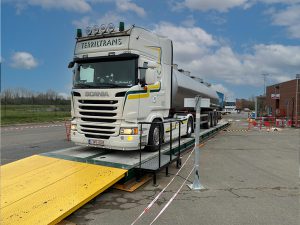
<box><xmin>65</xmin><ymin>113</ymin><xmax>299</xmax><ymax>225</ymax></box>
<box><xmin>1</xmin><ymin>122</ymin><xmax>75</xmax><ymax>165</ymax></box>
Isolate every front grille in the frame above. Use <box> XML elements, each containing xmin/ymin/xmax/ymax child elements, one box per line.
<box><xmin>78</xmin><ymin>100</ymin><xmax>118</xmax><ymax>104</ymax></box>
<box><xmin>81</xmin><ymin>129</ymin><xmax>115</xmax><ymax>134</ymax></box>
<box><xmin>81</xmin><ymin>125</ymin><xmax>114</xmax><ymax>129</ymax></box>
<box><xmin>79</xmin><ymin>106</ymin><xmax>117</xmax><ymax>110</ymax></box>
<box><xmin>84</xmin><ymin>134</ymin><xmax>110</xmax><ymax>139</ymax></box>
<box><xmin>79</xmin><ymin>112</ymin><xmax>117</xmax><ymax>117</ymax></box>
<box><xmin>77</xmin><ymin>98</ymin><xmax>121</xmax><ymax>139</ymax></box>
<box><xmin>81</xmin><ymin>118</ymin><xmax>117</xmax><ymax>123</ymax></box>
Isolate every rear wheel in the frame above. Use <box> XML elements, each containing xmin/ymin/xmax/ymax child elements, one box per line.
<box><xmin>212</xmin><ymin>113</ymin><xmax>217</xmax><ymax>127</ymax></box>
<box><xmin>147</xmin><ymin>120</ymin><xmax>163</xmax><ymax>152</ymax></box>
<box><xmin>203</xmin><ymin>114</ymin><xmax>211</xmax><ymax>129</ymax></box>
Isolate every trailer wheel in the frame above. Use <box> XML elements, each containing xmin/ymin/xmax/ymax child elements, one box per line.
<box><xmin>204</xmin><ymin>114</ymin><xmax>211</xmax><ymax>129</ymax></box>
<box><xmin>185</xmin><ymin>117</ymin><xmax>193</xmax><ymax>138</ymax></box>
<box><xmin>213</xmin><ymin>113</ymin><xmax>217</xmax><ymax>127</ymax></box>
<box><xmin>147</xmin><ymin>120</ymin><xmax>163</xmax><ymax>152</ymax></box>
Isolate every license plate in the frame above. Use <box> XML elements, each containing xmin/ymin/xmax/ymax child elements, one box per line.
<box><xmin>88</xmin><ymin>139</ymin><xmax>104</xmax><ymax>146</ymax></box>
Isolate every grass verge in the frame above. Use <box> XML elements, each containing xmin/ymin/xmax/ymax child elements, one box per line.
<box><xmin>1</xmin><ymin>105</ymin><xmax>71</xmax><ymax>125</ymax></box>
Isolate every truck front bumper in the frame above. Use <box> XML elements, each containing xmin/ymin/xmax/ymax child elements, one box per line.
<box><xmin>71</xmin><ymin>131</ymin><xmax>146</xmax><ymax>151</ymax></box>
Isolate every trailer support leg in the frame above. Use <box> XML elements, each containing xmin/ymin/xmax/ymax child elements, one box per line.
<box><xmin>153</xmin><ymin>172</ymin><xmax>157</xmax><ymax>186</ymax></box>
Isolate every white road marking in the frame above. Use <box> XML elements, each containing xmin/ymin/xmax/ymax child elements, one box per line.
<box><xmin>2</xmin><ymin>124</ymin><xmax>63</xmax><ymax>132</ymax></box>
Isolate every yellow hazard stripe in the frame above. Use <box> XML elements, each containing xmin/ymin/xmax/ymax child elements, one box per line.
<box><xmin>128</xmin><ymin>92</ymin><xmax>150</xmax><ymax>100</ymax></box>
<box><xmin>127</xmin><ymin>82</ymin><xmax>160</xmax><ymax>100</ymax></box>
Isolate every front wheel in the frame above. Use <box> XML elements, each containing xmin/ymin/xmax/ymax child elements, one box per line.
<box><xmin>146</xmin><ymin>121</ymin><xmax>163</xmax><ymax>152</ymax></box>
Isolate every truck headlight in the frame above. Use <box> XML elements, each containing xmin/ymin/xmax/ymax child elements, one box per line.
<box><xmin>71</xmin><ymin>124</ymin><xmax>77</xmax><ymax>131</ymax></box>
<box><xmin>120</xmin><ymin>127</ymin><xmax>138</xmax><ymax>135</ymax></box>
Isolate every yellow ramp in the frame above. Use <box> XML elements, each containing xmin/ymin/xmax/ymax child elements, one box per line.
<box><xmin>0</xmin><ymin>155</ymin><xmax>127</xmax><ymax>225</ymax></box>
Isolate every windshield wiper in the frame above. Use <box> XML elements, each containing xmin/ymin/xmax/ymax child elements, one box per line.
<box><xmin>97</xmin><ymin>83</ymin><xmax>131</xmax><ymax>88</ymax></box>
<box><xmin>74</xmin><ymin>83</ymin><xmax>132</xmax><ymax>88</ymax></box>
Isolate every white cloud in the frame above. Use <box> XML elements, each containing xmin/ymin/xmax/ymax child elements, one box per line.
<box><xmin>10</xmin><ymin>52</ymin><xmax>38</xmax><ymax>69</ymax></box>
<box><xmin>116</xmin><ymin>0</ymin><xmax>146</xmax><ymax>17</ymax></box>
<box><xmin>72</xmin><ymin>0</ymin><xmax>145</xmax><ymax>29</ymax></box>
<box><xmin>177</xmin><ymin>0</ymin><xmax>249</xmax><ymax>12</ymax></box>
<box><xmin>181</xmin><ymin>15</ymin><xmax>196</xmax><ymax>27</ymax></box>
<box><xmin>257</xmin><ymin>0</ymin><xmax>300</xmax><ymax>4</ymax></box>
<box><xmin>154</xmin><ymin>22</ymin><xmax>217</xmax><ymax>63</ymax></box>
<box><xmin>270</xmin><ymin>5</ymin><xmax>300</xmax><ymax>39</ymax></box>
<box><xmin>211</xmin><ymin>83</ymin><xmax>235</xmax><ymax>100</ymax></box>
<box><xmin>73</xmin><ymin>12</ymin><xmax>125</xmax><ymax>29</ymax></box>
<box><xmin>5</xmin><ymin>0</ymin><xmax>91</xmax><ymax>13</ymax></box>
<box><xmin>175</xmin><ymin>0</ymin><xmax>300</xmax><ymax>12</ymax></box>
<box><xmin>153</xmin><ymin>22</ymin><xmax>300</xmax><ymax>87</ymax></box>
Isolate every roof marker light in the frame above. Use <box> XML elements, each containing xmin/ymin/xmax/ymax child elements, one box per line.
<box><xmin>107</xmin><ymin>23</ymin><xmax>115</xmax><ymax>33</ymax></box>
<box><xmin>92</xmin><ymin>25</ymin><xmax>99</xmax><ymax>35</ymax></box>
<box><xmin>85</xmin><ymin>26</ymin><xmax>92</xmax><ymax>35</ymax></box>
<box><xmin>100</xmin><ymin>24</ymin><xmax>106</xmax><ymax>34</ymax></box>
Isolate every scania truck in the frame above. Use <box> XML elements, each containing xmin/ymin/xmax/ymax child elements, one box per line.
<box><xmin>68</xmin><ymin>23</ymin><xmax>221</xmax><ymax>151</ymax></box>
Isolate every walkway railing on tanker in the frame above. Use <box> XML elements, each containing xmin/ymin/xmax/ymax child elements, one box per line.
<box><xmin>136</xmin><ymin>119</ymin><xmax>185</xmax><ymax>185</ymax></box>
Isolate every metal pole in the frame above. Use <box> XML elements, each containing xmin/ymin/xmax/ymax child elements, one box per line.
<box><xmin>296</xmin><ymin>76</ymin><xmax>299</xmax><ymax>127</ymax></box>
<box><xmin>188</xmin><ymin>96</ymin><xmax>205</xmax><ymax>190</ymax></box>
<box><xmin>262</xmin><ymin>73</ymin><xmax>269</xmax><ymax>96</ymax></box>
<box><xmin>139</xmin><ymin>123</ymin><xmax>142</xmax><ymax>169</ymax></box>
<box><xmin>170</xmin><ymin>122</ymin><xmax>172</xmax><ymax>162</ymax></box>
<box><xmin>178</xmin><ymin>121</ymin><xmax>181</xmax><ymax>159</ymax></box>
<box><xmin>255</xmin><ymin>97</ymin><xmax>258</xmax><ymax>119</ymax></box>
<box><xmin>158</xmin><ymin>122</ymin><xmax>161</xmax><ymax>168</ymax></box>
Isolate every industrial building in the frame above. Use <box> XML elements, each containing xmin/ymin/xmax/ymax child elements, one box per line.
<box><xmin>266</xmin><ymin>76</ymin><xmax>300</xmax><ymax>126</ymax></box>
<box><xmin>224</xmin><ymin>101</ymin><xmax>236</xmax><ymax>113</ymax></box>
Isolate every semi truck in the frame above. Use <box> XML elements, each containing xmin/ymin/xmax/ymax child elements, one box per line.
<box><xmin>68</xmin><ymin>23</ymin><xmax>222</xmax><ymax>151</ymax></box>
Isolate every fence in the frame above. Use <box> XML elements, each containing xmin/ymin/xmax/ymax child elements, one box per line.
<box><xmin>248</xmin><ymin>116</ymin><xmax>300</xmax><ymax>130</ymax></box>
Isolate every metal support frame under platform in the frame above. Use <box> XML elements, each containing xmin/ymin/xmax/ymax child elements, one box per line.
<box><xmin>135</xmin><ymin>120</ymin><xmax>230</xmax><ymax>186</ymax></box>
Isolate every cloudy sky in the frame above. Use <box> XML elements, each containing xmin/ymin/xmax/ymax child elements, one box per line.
<box><xmin>2</xmin><ymin>0</ymin><xmax>300</xmax><ymax>100</ymax></box>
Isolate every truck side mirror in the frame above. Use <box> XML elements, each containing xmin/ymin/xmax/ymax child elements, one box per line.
<box><xmin>139</xmin><ymin>62</ymin><xmax>148</xmax><ymax>87</ymax></box>
<box><xmin>139</xmin><ymin>61</ymin><xmax>158</xmax><ymax>86</ymax></box>
<box><xmin>145</xmin><ymin>70</ymin><xmax>157</xmax><ymax>85</ymax></box>
<box><xmin>68</xmin><ymin>61</ymin><xmax>75</xmax><ymax>68</ymax></box>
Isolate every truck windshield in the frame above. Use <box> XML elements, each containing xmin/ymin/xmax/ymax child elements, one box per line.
<box><xmin>73</xmin><ymin>59</ymin><xmax>136</xmax><ymax>88</ymax></box>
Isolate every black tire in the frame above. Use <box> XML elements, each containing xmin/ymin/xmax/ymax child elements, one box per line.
<box><xmin>203</xmin><ymin>114</ymin><xmax>211</xmax><ymax>129</ymax></box>
<box><xmin>147</xmin><ymin>120</ymin><xmax>163</xmax><ymax>152</ymax></box>
<box><xmin>184</xmin><ymin>117</ymin><xmax>193</xmax><ymax>138</ymax></box>
<box><xmin>212</xmin><ymin>113</ymin><xmax>217</xmax><ymax>127</ymax></box>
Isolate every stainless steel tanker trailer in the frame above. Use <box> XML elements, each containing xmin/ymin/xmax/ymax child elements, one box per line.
<box><xmin>68</xmin><ymin>23</ymin><xmax>224</xmax><ymax>151</ymax></box>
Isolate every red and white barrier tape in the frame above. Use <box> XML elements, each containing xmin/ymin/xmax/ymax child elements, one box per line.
<box><xmin>150</xmin><ymin>166</ymin><xmax>194</xmax><ymax>225</ymax></box>
<box><xmin>130</xmin><ymin>148</ymin><xmax>195</xmax><ymax>225</ymax></box>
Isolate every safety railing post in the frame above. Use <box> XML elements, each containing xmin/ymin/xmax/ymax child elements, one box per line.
<box><xmin>170</xmin><ymin>122</ymin><xmax>172</xmax><ymax>162</ymax></box>
<box><xmin>158</xmin><ymin>122</ymin><xmax>161</xmax><ymax>169</ymax></box>
<box><xmin>260</xmin><ymin>117</ymin><xmax>262</xmax><ymax>130</ymax></box>
<box><xmin>178</xmin><ymin>121</ymin><xmax>181</xmax><ymax>159</ymax></box>
<box><xmin>139</xmin><ymin>123</ymin><xmax>142</xmax><ymax>169</ymax></box>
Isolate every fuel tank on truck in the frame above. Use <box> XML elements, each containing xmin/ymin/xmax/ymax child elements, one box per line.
<box><xmin>171</xmin><ymin>69</ymin><xmax>219</xmax><ymax>110</ymax></box>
